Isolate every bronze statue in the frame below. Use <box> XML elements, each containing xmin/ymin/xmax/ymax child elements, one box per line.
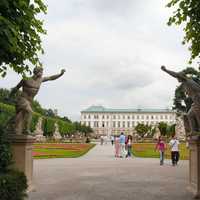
<box><xmin>9</xmin><ymin>67</ymin><xmax>65</xmax><ymax>135</ymax></box>
<box><xmin>161</xmin><ymin>65</ymin><xmax>200</xmax><ymax>135</ymax></box>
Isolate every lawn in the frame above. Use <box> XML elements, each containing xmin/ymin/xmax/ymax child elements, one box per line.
<box><xmin>132</xmin><ymin>143</ymin><xmax>189</xmax><ymax>160</ymax></box>
<box><xmin>33</xmin><ymin>143</ymin><xmax>95</xmax><ymax>159</ymax></box>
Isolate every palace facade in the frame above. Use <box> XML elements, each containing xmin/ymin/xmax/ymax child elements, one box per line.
<box><xmin>80</xmin><ymin>106</ymin><xmax>176</xmax><ymax>136</ymax></box>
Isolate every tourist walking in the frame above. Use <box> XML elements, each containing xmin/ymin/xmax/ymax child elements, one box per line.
<box><xmin>119</xmin><ymin>132</ymin><xmax>126</xmax><ymax>158</ymax></box>
<box><xmin>155</xmin><ymin>136</ymin><xmax>166</xmax><ymax>165</ymax></box>
<box><xmin>111</xmin><ymin>135</ymin><xmax>114</xmax><ymax>146</ymax></box>
<box><xmin>114</xmin><ymin>136</ymin><xmax>120</xmax><ymax>157</ymax></box>
<box><xmin>100</xmin><ymin>135</ymin><xmax>104</xmax><ymax>145</ymax></box>
<box><xmin>126</xmin><ymin>135</ymin><xmax>133</xmax><ymax>158</ymax></box>
<box><xmin>169</xmin><ymin>135</ymin><xmax>180</xmax><ymax>166</ymax></box>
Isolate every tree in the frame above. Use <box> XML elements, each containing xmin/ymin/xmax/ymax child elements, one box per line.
<box><xmin>158</xmin><ymin>122</ymin><xmax>168</xmax><ymax>136</ymax></box>
<box><xmin>167</xmin><ymin>0</ymin><xmax>200</xmax><ymax>63</ymax></box>
<box><xmin>135</xmin><ymin>123</ymin><xmax>149</xmax><ymax>138</ymax></box>
<box><xmin>0</xmin><ymin>0</ymin><xmax>47</xmax><ymax>77</ymax></box>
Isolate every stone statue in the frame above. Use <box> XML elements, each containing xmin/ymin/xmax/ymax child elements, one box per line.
<box><xmin>153</xmin><ymin>127</ymin><xmax>161</xmax><ymax>139</ymax></box>
<box><xmin>175</xmin><ymin>116</ymin><xmax>186</xmax><ymax>140</ymax></box>
<box><xmin>9</xmin><ymin>67</ymin><xmax>65</xmax><ymax>135</ymax></box>
<box><xmin>161</xmin><ymin>65</ymin><xmax>200</xmax><ymax>135</ymax></box>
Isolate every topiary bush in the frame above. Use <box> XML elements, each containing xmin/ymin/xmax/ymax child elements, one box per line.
<box><xmin>42</xmin><ymin>117</ymin><xmax>56</xmax><ymax>137</ymax></box>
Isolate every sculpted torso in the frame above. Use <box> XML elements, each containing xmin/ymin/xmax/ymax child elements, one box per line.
<box><xmin>21</xmin><ymin>78</ymin><xmax>43</xmax><ymax>101</ymax></box>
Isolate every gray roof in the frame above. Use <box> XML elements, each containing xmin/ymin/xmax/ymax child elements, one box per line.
<box><xmin>81</xmin><ymin>106</ymin><xmax>175</xmax><ymax>113</ymax></box>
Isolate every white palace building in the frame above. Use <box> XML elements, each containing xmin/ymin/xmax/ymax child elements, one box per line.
<box><xmin>80</xmin><ymin>106</ymin><xmax>176</xmax><ymax>136</ymax></box>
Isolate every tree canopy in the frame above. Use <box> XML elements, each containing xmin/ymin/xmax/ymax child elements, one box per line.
<box><xmin>167</xmin><ymin>0</ymin><xmax>200</xmax><ymax>63</ymax></box>
<box><xmin>0</xmin><ymin>0</ymin><xmax>47</xmax><ymax>77</ymax></box>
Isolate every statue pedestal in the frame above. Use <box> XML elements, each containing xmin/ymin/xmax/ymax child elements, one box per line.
<box><xmin>8</xmin><ymin>134</ymin><xmax>36</xmax><ymax>192</ymax></box>
<box><xmin>189</xmin><ymin>136</ymin><xmax>200</xmax><ymax>199</ymax></box>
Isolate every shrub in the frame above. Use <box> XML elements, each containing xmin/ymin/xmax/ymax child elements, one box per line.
<box><xmin>0</xmin><ymin>170</ymin><xmax>27</xmax><ymax>200</ymax></box>
<box><xmin>0</xmin><ymin>124</ymin><xmax>12</xmax><ymax>173</ymax></box>
<box><xmin>42</xmin><ymin>117</ymin><xmax>56</xmax><ymax>137</ymax></box>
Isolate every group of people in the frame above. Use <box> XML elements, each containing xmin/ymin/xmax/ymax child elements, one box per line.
<box><xmin>114</xmin><ymin>132</ymin><xmax>133</xmax><ymax>158</ymax></box>
<box><xmin>100</xmin><ymin>133</ymin><xmax>180</xmax><ymax>166</ymax></box>
<box><xmin>155</xmin><ymin>135</ymin><xmax>180</xmax><ymax>166</ymax></box>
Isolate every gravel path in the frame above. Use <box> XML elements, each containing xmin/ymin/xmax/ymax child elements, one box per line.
<box><xmin>29</xmin><ymin>143</ymin><xmax>192</xmax><ymax>200</ymax></box>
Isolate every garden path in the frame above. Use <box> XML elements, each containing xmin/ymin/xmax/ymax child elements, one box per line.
<box><xmin>29</xmin><ymin>143</ymin><xmax>191</xmax><ymax>200</ymax></box>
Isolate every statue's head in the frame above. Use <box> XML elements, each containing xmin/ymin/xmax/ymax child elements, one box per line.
<box><xmin>33</xmin><ymin>67</ymin><xmax>43</xmax><ymax>77</ymax></box>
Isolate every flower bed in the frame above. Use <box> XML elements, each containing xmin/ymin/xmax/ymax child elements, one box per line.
<box><xmin>33</xmin><ymin>143</ymin><xmax>95</xmax><ymax>159</ymax></box>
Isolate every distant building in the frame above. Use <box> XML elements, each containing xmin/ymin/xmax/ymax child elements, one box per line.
<box><xmin>80</xmin><ymin>106</ymin><xmax>176</xmax><ymax>136</ymax></box>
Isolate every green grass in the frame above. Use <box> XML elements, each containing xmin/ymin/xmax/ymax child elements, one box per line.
<box><xmin>33</xmin><ymin>143</ymin><xmax>96</xmax><ymax>159</ymax></box>
<box><xmin>132</xmin><ymin>143</ymin><xmax>189</xmax><ymax>160</ymax></box>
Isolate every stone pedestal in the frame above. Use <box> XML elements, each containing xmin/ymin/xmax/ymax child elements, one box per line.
<box><xmin>189</xmin><ymin>136</ymin><xmax>200</xmax><ymax>199</ymax></box>
<box><xmin>8</xmin><ymin>134</ymin><xmax>36</xmax><ymax>192</ymax></box>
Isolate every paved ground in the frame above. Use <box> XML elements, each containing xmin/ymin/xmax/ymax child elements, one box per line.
<box><xmin>29</xmin><ymin>143</ymin><xmax>192</xmax><ymax>200</ymax></box>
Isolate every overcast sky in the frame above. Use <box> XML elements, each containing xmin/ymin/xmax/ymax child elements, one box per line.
<box><xmin>0</xmin><ymin>0</ymin><xmax>198</xmax><ymax>121</ymax></box>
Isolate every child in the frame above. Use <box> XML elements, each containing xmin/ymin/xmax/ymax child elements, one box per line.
<box><xmin>126</xmin><ymin>135</ymin><xmax>133</xmax><ymax>158</ymax></box>
<box><xmin>155</xmin><ymin>136</ymin><xmax>166</xmax><ymax>165</ymax></box>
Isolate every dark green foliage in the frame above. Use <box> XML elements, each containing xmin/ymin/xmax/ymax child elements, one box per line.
<box><xmin>173</xmin><ymin>67</ymin><xmax>200</xmax><ymax>112</ymax></box>
<box><xmin>135</xmin><ymin>123</ymin><xmax>150</xmax><ymax>138</ymax></box>
<box><xmin>0</xmin><ymin>170</ymin><xmax>27</xmax><ymax>200</ymax></box>
<box><xmin>0</xmin><ymin>0</ymin><xmax>47</xmax><ymax>77</ymax></box>
<box><xmin>0</xmin><ymin>124</ymin><xmax>12</xmax><ymax>173</ymax></box>
<box><xmin>158</xmin><ymin>122</ymin><xmax>168</xmax><ymax>136</ymax></box>
<box><xmin>0</xmin><ymin>118</ymin><xmax>27</xmax><ymax>200</ymax></box>
<box><xmin>167</xmin><ymin>0</ymin><xmax>200</xmax><ymax>62</ymax></box>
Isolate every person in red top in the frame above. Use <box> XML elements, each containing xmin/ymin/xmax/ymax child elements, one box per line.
<box><xmin>155</xmin><ymin>136</ymin><xmax>166</xmax><ymax>165</ymax></box>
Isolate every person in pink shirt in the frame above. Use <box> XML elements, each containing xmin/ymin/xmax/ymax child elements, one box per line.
<box><xmin>114</xmin><ymin>136</ymin><xmax>120</xmax><ymax>157</ymax></box>
<box><xmin>155</xmin><ymin>136</ymin><xmax>166</xmax><ymax>165</ymax></box>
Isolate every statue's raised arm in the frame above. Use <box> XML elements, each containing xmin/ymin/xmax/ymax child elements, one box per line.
<box><xmin>42</xmin><ymin>69</ymin><xmax>66</xmax><ymax>82</ymax></box>
<box><xmin>161</xmin><ymin>65</ymin><xmax>187</xmax><ymax>82</ymax></box>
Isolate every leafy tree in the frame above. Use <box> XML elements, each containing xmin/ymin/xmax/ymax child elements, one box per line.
<box><xmin>167</xmin><ymin>0</ymin><xmax>200</xmax><ymax>63</ymax></box>
<box><xmin>158</xmin><ymin>122</ymin><xmax>168</xmax><ymax>136</ymax></box>
<box><xmin>0</xmin><ymin>0</ymin><xmax>47</xmax><ymax>77</ymax></box>
<box><xmin>135</xmin><ymin>123</ymin><xmax>149</xmax><ymax>138</ymax></box>
<box><xmin>167</xmin><ymin>123</ymin><xmax>176</xmax><ymax>137</ymax></box>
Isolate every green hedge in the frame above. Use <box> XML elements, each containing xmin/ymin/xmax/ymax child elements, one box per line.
<box><xmin>0</xmin><ymin>170</ymin><xmax>27</xmax><ymax>200</ymax></box>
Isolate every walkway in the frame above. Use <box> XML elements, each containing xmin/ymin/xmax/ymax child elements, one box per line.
<box><xmin>29</xmin><ymin>143</ymin><xmax>192</xmax><ymax>200</ymax></box>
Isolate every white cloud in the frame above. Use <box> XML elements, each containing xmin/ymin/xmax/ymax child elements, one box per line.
<box><xmin>0</xmin><ymin>0</ymin><xmax>197</xmax><ymax>121</ymax></box>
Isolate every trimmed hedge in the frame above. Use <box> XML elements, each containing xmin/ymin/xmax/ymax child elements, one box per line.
<box><xmin>0</xmin><ymin>170</ymin><xmax>27</xmax><ymax>200</ymax></box>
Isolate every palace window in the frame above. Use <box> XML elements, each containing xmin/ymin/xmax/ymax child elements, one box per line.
<box><xmin>113</xmin><ymin>121</ymin><xmax>116</xmax><ymax>128</ymax></box>
<box><xmin>118</xmin><ymin>121</ymin><xmax>121</xmax><ymax>128</ymax></box>
<box><xmin>123</xmin><ymin>121</ymin><xmax>125</xmax><ymax>128</ymax></box>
